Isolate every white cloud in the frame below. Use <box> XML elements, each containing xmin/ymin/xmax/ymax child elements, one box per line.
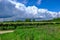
<box><xmin>0</xmin><ymin>0</ymin><xmax>60</xmax><ymax>21</ymax></box>
<box><xmin>47</xmin><ymin>11</ymin><xmax>58</xmax><ymax>18</ymax></box>
<box><xmin>57</xmin><ymin>12</ymin><xmax>60</xmax><ymax>17</ymax></box>
<box><xmin>25</xmin><ymin>6</ymin><xmax>38</xmax><ymax>15</ymax></box>
<box><xmin>37</xmin><ymin>0</ymin><xmax>42</xmax><ymax>5</ymax></box>
<box><xmin>38</xmin><ymin>9</ymin><xmax>48</xmax><ymax>13</ymax></box>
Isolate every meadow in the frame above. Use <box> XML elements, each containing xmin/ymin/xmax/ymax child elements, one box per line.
<box><xmin>0</xmin><ymin>24</ymin><xmax>60</xmax><ymax>40</ymax></box>
<box><xmin>0</xmin><ymin>18</ymin><xmax>60</xmax><ymax>40</ymax></box>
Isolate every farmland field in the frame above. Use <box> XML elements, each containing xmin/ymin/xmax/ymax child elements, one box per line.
<box><xmin>0</xmin><ymin>23</ymin><xmax>60</xmax><ymax>40</ymax></box>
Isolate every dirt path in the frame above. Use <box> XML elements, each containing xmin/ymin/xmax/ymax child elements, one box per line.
<box><xmin>0</xmin><ymin>30</ymin><xmax>14</xmax><ymax>34</ymax></box>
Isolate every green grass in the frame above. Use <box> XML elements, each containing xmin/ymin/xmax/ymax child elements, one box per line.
<box><xmin>0</xmin><ymin>24</ymin><xmax>60</xmax><ymax>40</ymax></box>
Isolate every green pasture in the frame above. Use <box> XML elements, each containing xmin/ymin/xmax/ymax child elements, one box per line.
<box><xmin>0</xmin><ymin>24</ymin><xmax>60</xmax><ymax>40</ymax></box>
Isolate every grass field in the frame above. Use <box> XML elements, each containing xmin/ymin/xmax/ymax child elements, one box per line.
<box><xmin>0</xmin><ymin>24</ymin><xmax>60</xmax><ymax>40</ymax></box>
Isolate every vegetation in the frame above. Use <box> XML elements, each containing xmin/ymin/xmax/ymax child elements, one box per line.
<box><xmin>0</xmin><ymin>24</ymin><xmax>60</xmax><ymax>40</ymax></box>
<box><xmin>32</xmin><ymin>19</ymin><xmax>35</xmax><ymax>22</ymax></box>
<box><xmin>0</xmin><ymin>18</ymin><xmax>60</xmax><ymax>30</ymax></box>
<box><xmin>25</xmin><ymin>18</ymin><xmax>31</xmax><ymax>22</ymax></box>
<box><xmin>0</xmin><ymin>18</ymin><xmax>60</xmax><ymax>40</ymax></box>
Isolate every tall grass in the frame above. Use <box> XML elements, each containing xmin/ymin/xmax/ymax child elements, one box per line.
<box><xmin>0</xmin><ymin>24</ymin><xmax>60</xmax><ymax>40</ymax></box>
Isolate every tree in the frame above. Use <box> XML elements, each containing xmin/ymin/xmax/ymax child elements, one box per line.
<box><xmin>25</xmin><ymin>18</ymin><xmax>31</xmax><ymax>22</ymax></box>
<box><xmin>32</xmin><ymin>19</ymin><xmax>35</xmax><ymax>22</ymax></box>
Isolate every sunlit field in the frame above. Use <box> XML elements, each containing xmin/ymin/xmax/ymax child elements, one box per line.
<box><xmin>0</xmin><ymin>18</ymin><xmax>60</xmax><ymax>40</ymax></box>
<box><xmin>0</xmin><ymin>24</ymin><xmax>60</xmax><ymax>40</ymax></box>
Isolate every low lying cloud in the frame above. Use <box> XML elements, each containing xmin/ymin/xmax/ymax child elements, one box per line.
<box><xmin>0</xmin><ymin>0</ymin><xmax>60</xmax><ymax>21</ymax></box>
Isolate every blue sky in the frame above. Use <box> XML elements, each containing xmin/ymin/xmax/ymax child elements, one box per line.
<box><xmin>39</xmin><ymin>0</ymin><xmax>60</xmax><ymax>12</ymax></box>
<box><xmin>17</xmin><ymin>0</ymin><xmax>60</xmax><ymax>12</ymax></box>
<box><xmin>0</xmin><ymin>0</ymin><xmax>60</xmax><ymax>21</ymax></box>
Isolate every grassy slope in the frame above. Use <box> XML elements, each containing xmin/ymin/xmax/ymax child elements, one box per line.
<box><xmin>0</xmin><ymin>24</ymin><xmax>60</xmax><ymax>40</ymax></box>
